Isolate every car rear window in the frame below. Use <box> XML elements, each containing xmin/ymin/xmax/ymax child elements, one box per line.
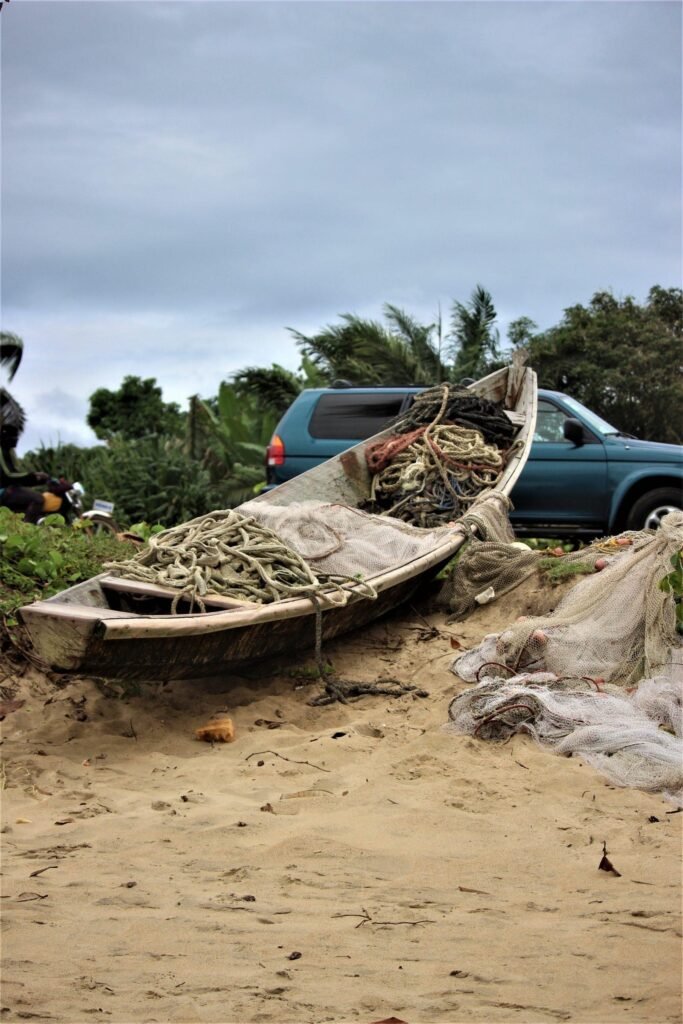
<box><xmin>308</xmin><ymin>393</ymin><xmax>406</xmax><ymax>440</ymax></box>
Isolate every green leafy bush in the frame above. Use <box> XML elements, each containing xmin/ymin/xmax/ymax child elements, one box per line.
<box><xmin>0</xmin><ymin>508</ymin><xmax>137</xmax><ymax>624</ymax></box>
<box><xmin>659</xmin><ymin>549</ymin><xmax>683</xmax><ymax>634</ymax></box>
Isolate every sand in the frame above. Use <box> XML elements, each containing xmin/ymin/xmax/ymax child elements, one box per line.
<box><xmin>1</xmin><ymin>576</ymin><xmax>681</xmax><ymax>1024</ymax></box>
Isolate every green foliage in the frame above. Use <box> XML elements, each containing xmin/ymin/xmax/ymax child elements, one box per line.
<box><xmin>232</xmin><ymin>364</ymin><xmax>310</xmax><ymax>419</ymax></box>
<box><xmin>189</xmin><ymin>381</ymin><xmax>276</xmax><ymax>502</ymax></box>
<box><xmin>87</xmin><ymin>375</ymin><xmax>185</xmax><ymax>441</ymax></box>
<box><xmin>659</xmin><ymin>549</ymin><xmax>683</xmax><ymax>634</ymax></box>
<box><xmin>232</xmin><ymin>357</ymin><xmax>328</xmax><ymax>419</ymax></box>
<box><xmin>537</xmin><ymin>558</ymin><xmax>594</xmax><ymax>584</ymax></box>
<box><xmin>25</xmin><ymin>436</ymin><xmax>231</xmax><ymax>527</ymax></box>
<box><xmin>23</xmin><ymin>441</ymin><xmax>106</xmax><ymax>485</ymax></box>
<box><xmin>127</xmin><ymin>522</ymin><xmax>166</xmax><ymax>542</ymax></box>
<box><xmin>88</xmin><ymin>434</ymin><xmax>232</xmax><ymax>525</ymax></box>
<box><xmin>524</xmin><ymin>538</ymin><xmax>576</xmax><ymax>551</ymax></box>
<box><xmin>1</xmin><ymin>331</ymin><xmax>27</xmax><ymax>432</ymax></box>
<box><xmin>0</xmin><ymin>507</ymin><xmax>136</xmax><ymax>622</ymax></box>
<box><xmin>0</xmin><ymin>332</ymin><xmax>24</xmax><ymax>382</ymax></box>
<box><xmin>507</xmin><ymin>316</ymin><xmax>538</xmax><ymax>349</ymax></box>
<box><xmin>526</xmin><ymin>287</ymin><xmax>683</xmax><ymax>443</ymax></box>
<box><xmin>290</xmin><ymin>304</ymin><xmax>448</xmax><ymax>386</ymax></box>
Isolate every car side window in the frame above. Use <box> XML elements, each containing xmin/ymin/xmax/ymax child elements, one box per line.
<box><xmin>534</xmin><ymin>400</ymin><xmax>569</xmax><ymax>443</ymax></box>
<box><xmin>309</xmin><ymin>394</ymin><xmax>406</xmax><ymax>440</ymax></box>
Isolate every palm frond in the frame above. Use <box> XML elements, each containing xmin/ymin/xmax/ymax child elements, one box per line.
<box><xmin>0</xmin><ymin>387</ymin><xmax>26</xmax><ymax>433</ymax></box>
<box><xmin>0</xmin><ymin>332</ymin><xmax>23</xmax><ymax>382</ymax></box>
<box><xmin>448</xmin><ymin>284</ymin><xmax>501</xmax><ymax>379</ymax></box>
<box><xmin>232</xmin><ymin>364</ymin><xmax>303</xmax><ymax>417</ymax></box>
<box><xmin>383</xmin><ymin>304</ymin><xmax>445</xmax><ymax>381</ymax></box>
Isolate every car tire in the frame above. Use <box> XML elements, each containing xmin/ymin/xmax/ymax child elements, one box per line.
<box><xmin>625</xmin><ymin>488</ymin><xmax>682</xmax><ymax>531</ymax></box>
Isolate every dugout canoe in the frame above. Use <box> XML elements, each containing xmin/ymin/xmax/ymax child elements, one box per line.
<box><xmin>18</xmin><ymin>362</ymin><xmax>537</xmax><ymax>682</ymax></box>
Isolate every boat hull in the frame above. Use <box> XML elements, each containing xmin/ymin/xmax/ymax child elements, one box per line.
<box><xmin>32</xmin><ymin>561</ymin><xmax>446</xmax><ymax>682</ymax></box>
<box><xmin>18</xmin><ymin>362</ymin><xmax>537</xmax><ymax>682</ymax></box>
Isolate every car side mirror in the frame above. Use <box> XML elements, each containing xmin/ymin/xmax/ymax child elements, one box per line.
<box><xmin>563</xmin><ymin>417</ymin><xmax>585</xmax><ymax>447</ymax></box>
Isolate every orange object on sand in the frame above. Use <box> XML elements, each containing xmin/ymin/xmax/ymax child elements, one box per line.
<box><xmin>194</xmin><ymin>717</ymin><xmax>235</xmax><ymax>743</ymax></box>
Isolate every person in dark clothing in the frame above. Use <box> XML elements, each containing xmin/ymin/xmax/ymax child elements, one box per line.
<box><xmin>0</xmin><ymin>423</ymin><xmax>50</xmax><ymax>523</ymax></box>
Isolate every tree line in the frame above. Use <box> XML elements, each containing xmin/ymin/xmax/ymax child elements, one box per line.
<box><xmin>2</xmin><ymin>284</ymin><xmax>681</xmax><ymax>527</ymax></box>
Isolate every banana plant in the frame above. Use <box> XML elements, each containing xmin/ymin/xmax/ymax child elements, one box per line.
<box><xmin>189</xmin><ymin>382</ymin><xmax>277</xmax><ymax>502</ymax></box>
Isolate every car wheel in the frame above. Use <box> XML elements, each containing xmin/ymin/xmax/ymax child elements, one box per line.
<box><xmin>625</xmin><ymin>487</ymin><xmax>682</xmax><ymax>531</ymax></box>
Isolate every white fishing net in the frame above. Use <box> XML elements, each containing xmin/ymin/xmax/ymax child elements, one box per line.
<box><xmin>447</xmin><ymin>511</ymin><xmax>683</xmax><ymax>802</ymax></box>
<box><xmin>446</xmin><ymin>672</ymin><xmax>683</xmax><ymax>804</ymax></box>
<box><xmin>237</xmin><ymin>500</ymin><xmax>457</xmax><ymax>580</ymax></box>
<box><xmin>491</xmin><ymin>512</ymin><xmax>683</xmax><ymax>686</ymax></box>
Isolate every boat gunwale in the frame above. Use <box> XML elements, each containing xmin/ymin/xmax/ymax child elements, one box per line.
<box><xmin>21</xmin><ymin>527</ymin><xmax>470</xmax><ymax>641</ymax></box>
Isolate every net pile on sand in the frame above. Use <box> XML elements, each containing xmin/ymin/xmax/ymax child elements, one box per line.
<box><xmin>446</xmin><ymin>671</ymin><xmax>683</xmax><ymax>803</ymax></box>
<box><xmin>361</xmin><ymin>383</ymin><xmax>518</xmax><ymax>527</ymax></box>
<box><xmin>447</xmin><ymin>512</ymin><xmax>683</xmax><ymax>802</ymax></box>
<box><xmin>495</xmin><ymin>513</ymin><xmax>683</xmax><ymax>685</ymax></box>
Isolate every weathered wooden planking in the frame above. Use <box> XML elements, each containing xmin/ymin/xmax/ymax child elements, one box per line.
<box><xmin>51</xmin><ymin>564</ymin><xmax>452</xmax><ymax>681</ymax></box>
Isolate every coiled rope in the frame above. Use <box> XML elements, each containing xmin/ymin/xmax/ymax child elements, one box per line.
<box><xmin>104</xmin><ymin>508</ymin><xmax>377</xmax><ymax>613</ymax></box>
<box><xmin>367</xmin><ymin>424</ymin><xmax>504</xmax><ymax>527</ymax></box>
<box><xmin>362</xmin><ymin>382</ymin><xmax>516</xmax><ymax>527</ymax></box>
<box><xmin>396</xmin><ymin>383</ymin><xmax>517</xmax><ymax>448</ymax></box>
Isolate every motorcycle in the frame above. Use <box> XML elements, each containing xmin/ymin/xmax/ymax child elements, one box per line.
<box><xmin>41</xmin><ymin>478</ymin><xmax>119</xmax><ymax>534</ymax></box>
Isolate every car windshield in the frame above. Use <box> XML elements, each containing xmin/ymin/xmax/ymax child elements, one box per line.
<box><xmin>560</xmin><ymin>395</ymin><xmax>632</xmax><ymax>438</ymax></box>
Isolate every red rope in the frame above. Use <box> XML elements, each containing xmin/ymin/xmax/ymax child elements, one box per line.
<box><xmin>365</xmin><ymin>427</ymin><xmax>427</xmax><ymax>474</ymax></box>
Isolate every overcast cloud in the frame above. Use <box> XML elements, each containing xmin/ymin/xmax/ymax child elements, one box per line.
<box><xmin>2</xmin><ymin>0</ymin><xmax>681</xmax><ymax>452</ymax></box>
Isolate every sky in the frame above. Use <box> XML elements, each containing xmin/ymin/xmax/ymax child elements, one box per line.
<box><xmin>1</xmin><ymin>0</ymin><xmax>681</xmax><ymax>453</ymax></box>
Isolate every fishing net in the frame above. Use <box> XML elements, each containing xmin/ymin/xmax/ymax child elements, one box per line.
<box><xmin>447</xmin><ymin>511</ymin><xmax>683</xmax><ymax>802</ymax></box>
<box><xmin>451</xmin><ymin>512</ymin><xmax>683</xmax><ymax>686</ymax></box>
<box><xmin>493</xmin><ymin>512</ymin><xmax>683</xmax><ymax>686</ymax></box>
<box><xmin>437</xmin><ymin>493</ymin><xmax>541</xmax><ymax>619</ymax></box>
<box><xmin>446</xmin><ymin>672</ymin><xmax>683</xmax><ymax>804</ymax></box>
<box><xmin>361</xmin><ymin>382</ymin><xmax>520</xmax><ymax>527</ymax></box>
<box><xmin>238</xmin><ymin>499</ymin><xmax>455</xmax><ymax>579</ymax></box>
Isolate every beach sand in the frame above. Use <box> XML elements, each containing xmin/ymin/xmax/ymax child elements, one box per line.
<box><xmin>1</xmin><ymin>576</ymin><xmax>681</xmax><ymax>1024</ymax></box>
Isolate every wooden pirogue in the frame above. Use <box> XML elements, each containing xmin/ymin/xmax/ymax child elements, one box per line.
<box><xmin>18</xmin><ymin>363</ymin><xmax>537</xmax><ymax>681</ymax></box>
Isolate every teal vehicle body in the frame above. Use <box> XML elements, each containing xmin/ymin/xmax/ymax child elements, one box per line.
<box><xmin>265</xmin><ymin>386</ymin><xmax>683</xmax><ymax>538</ymax></box>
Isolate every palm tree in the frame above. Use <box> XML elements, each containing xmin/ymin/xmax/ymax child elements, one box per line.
<box><xmin>289</xmin><ymin>304</ymin><xmax>448</xmax><ymax>386</ymax></box>
<box><xmin>449</xmin><ymin>285</ymin><xmax>501</xmax><ymax>381</ymax></box>
<box><xmin>232</xmin><ymin>357</ymin><xmax>326</xmax><ymax>420</ymax></box>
